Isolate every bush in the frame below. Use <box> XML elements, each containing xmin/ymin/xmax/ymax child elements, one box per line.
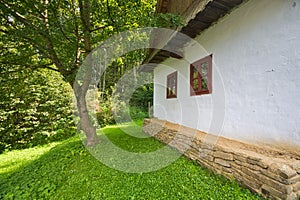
<box><xmin>129</xmin><ymin>106</ymin><xmax>148</xmax><ymax>120</ymax></box>
<box><xmin>49</xmin><ymin>129</ymin><xmax>76</xmax><ymax>142</ymax></box>
<box><xmin>0</xmin><ymin>67</ymin><xmax>75</xmax><ymax>151</ymax></box>
<box><xmin>129</xmin><ymin>83</ymin><xmax>153</xmax><ymax>112</ymax></box>
<box><xmin>96</xmin><ymin>92</ymin><xmax>116</xmax><ymax>127</ymax></box>
<box><xmin>95</xmin><ymin>82</ymin><xmax>153</xmax><ymax>127</ymax></box>
<box><xmin>0</xmin><ymin>142</ymin><xmax>5</xmax><ymax>154</ymax></box>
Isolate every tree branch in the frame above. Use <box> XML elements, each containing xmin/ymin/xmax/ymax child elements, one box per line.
<box><xmin>106</xmin><ymin>0</ymin><xmax>118</xmax><ymax>32</ymax></box>
<box><xmin>1</xmin><ymin>1</ymin><xmax>65</xmax><ymax>75</ymax></box>
<box><xmin>89</xmin><ymin>24</ymin><xmax>108</xmax><ymax>33</ymax></box>
<box><xmin>78</xmin><ymin>0</ymin><xmax>92</xmax><ymax>54</ymax></box>
<box><xmin>0</xmin><ymin>61</ymin><xmax>58</xmax><ymax>73</ymax></box>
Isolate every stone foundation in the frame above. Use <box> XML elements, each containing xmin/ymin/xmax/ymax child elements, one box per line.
<box><xmin>143</xmin><ymin>118</ymin><xmax>300</xmax><ymax>200</ymax></box>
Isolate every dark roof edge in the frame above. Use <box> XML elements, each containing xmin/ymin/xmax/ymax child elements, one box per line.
<box><xmin>140</xmin><ymin>0</ymin><xmax>246</xmax><ymax>72</ymax></box>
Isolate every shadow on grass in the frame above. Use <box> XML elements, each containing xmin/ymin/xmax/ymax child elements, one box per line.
<box><xmin>0</xmin><ymin>124</ymin><xmax>264</xmax><ymax>200</ymax></box>
<box><xmin>0</xmin><ymin>138</ymin><xmax>88</xmax><ymax>199</ymax></box>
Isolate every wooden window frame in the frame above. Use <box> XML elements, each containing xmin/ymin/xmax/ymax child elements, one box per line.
<box><xmin>166</xmin><ymin>71</ymin><xmax>178</xmax><ymax>99</ymax></box>
<box><xmin>190</xmin><ymin>54</ymin><xmax>212</xmax><ymax>96</ymax></box>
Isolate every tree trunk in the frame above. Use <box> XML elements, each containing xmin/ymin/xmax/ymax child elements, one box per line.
<box><xmin>75</xmin><ymin>0</ymin><xmax>98</xmax><ymax>146</ymax></box>
<box><xmin>75</xmin><ymin>90</ymin><xmax>99</xmax><ymax>146</ymax></box>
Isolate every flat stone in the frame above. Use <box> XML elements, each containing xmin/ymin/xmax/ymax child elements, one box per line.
<box><xmin>197</xmin><ymin>159</ymin><xmax>215</xmax><ymax>171</ymax></box>
<box><xmin>214</xmin><ymin>158</ymin><xmax>231</xmax><ymax>168</ymax></box>
<box><xmin>213</xmin><ymin>151</ymin><xmax>234</xmax><ymax>161</ymax></box>
<box><xmin>286</xmin><ymin>193</ymin><xmax>297</xmax><ymax>200</ymax></box>
<box><xmin>293</xmin><ymin>182</ymin><xmax>300</xmax><ymax>192</ymax></box>
<box><xmin>233</xmin><ymin>170</ymin><xmax>261</xmax><ymax>190</ymax></box>
<box><xmin>221</xmin><ymin>170</ymin><xmax>234</xmax><ymax>180</ymax></box>
<box><xmin>259</xmin><ymin>173</ymin><xmax>293</xmax><ymax>194</ymax></box>
<box><xmin>222</xmin><ymin>166</ymin><xmax>233</xmax><ymax>173</ymax></box>
<box><xmin>230</xmin><ymin>162</ymin><xmax>241</xmax><ymax>170</ymax></box>
<box><xmin>199</xmin><ymin>153</ymin><xmax>214</xmax><ymax>162</ymax></box>
<box><xmin>261</xmin><ymin>184</ymin><xmax>291</xmax><ymax>200</ymax></box>
<box><xmin>233</xmin><ymin>153</ymin><xmax>247</xmax><ymax>162</ymax></box>
<box><xmin>199</xmin><ymin>148</ymin><xmax>213</xmax><ymax>155</ymax></box>
<box><xmin>201</xmin><ymin>143</ymin><xmax>215</xmax><ymax>150</ymax></box>
<box><xmin>235</xmin><ymin>160</ymin><xmax>262</xmax><ymax>171</ymax></box>
<box><xmin>291</xmin><ymin>161</ymin><xmax>300</xmax><ymax>173</ymax></box>
<box><xmin>270</xmin><ymin>163</ymin><xmax>297</xmax><ymax>179</ymax></box>
<box><xmin>143</xmin><ymin>119</ymin><xmax>300</xmax><ymax>199</ymax></box>
<box><xmin>240</xmin><ymin>167</ymin><xmax>260</xmax><ymax>179</ymax></box>
<box><xmin>261</xmin><ymin>168</ymin><xmax>290</xmax><ymax>185</ymax></box>
<box><xmin>247</xmin><ymin>157</ymin><xmax>268</xmax><ymax>169</ymax></box>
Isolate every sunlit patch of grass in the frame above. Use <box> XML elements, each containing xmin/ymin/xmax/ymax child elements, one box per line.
<box><xmin>0</xmin><ymin>141</ymin><xmax>61</xmax><ymax>178</ymax></box>
<box><xmin>0</xmin><ymin>122</ymin><xmax>264</xmax><ymax>200</ymax></box>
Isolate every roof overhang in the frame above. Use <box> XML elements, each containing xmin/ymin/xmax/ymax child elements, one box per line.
<box><xmin>140</xmin><ymin>0</ymin><xmax>246</xmax><ymax>72</ymax></box>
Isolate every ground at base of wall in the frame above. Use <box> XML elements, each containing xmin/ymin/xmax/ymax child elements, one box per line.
<box><xmin>143</xmin><ymin>118</ymin><xmax>300</xmax><ymax>200</ymax></box>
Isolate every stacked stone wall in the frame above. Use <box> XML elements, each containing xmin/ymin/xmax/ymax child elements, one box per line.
<box><xmin>143</xmin><ymin>119</ymin><xmax>300</xmax><ymax>200</ymax></box>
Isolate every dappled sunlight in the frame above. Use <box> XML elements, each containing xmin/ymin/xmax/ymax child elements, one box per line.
<box><xmin>0</xmin><ymin>123</ymin><xmax>263</xmax><ymax>199</ymax></box>
<box><xmin>0</xmin><ymin>142</ymin><xmax>61</xmax><ymax>178</ymax></box>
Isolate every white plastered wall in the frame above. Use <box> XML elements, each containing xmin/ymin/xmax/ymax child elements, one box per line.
<box><xmin>153</xmin><ymin>0</ymin><xmax>300</xmax><ymax>147</ymax></box>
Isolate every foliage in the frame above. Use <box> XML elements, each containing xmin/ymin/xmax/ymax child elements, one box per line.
<box><xmin>96</xmin><ymin>71</ymin><xmax>153</xmax><ymax>127</ymax></box>
<box><xmin>0</xmin><ymin>0</ymin><xmax>159</xmax><ymax>145</ymax></box>
<box><xmin>0</xmin><ymin>142</ymin><xmax>5</xmax><ymax>154</ymax></box>
<box><xmin>0</xmin><ymin>67</ymin><xmax>75</xmax><ymax>152</ymax></box>
<box><xmin>0</xmin><ymin>0</ymin><xmax>186</xmax><ymax>145</ymax></box>
<box><xmin>0</xmin><ymin>0</ymin><xmax>157</xmax><ymax>80</ymax></box>
<box><xmin>0</xmin><ymin>122</ymin><xmax>264</xmax><ymax>200</ymax></box>
<box><xmin>151</xmin><ymin>13</ymin><xmax>185</xmax><ymax>28</ymax></box>
<box><xmin>129</xmin><ymin>106</ymin><xmax>149</xmax><ymax>120</ymax></box>
<box><xmin>129</xmin><ymin>82</ymin><xmax>153</xmax><ymax>112</ymax></box>
<box><xmin>96</xmin><ymin>90</ymin><xmax>117</xmax><ymax>127</ymax></box>
<box><xmin>96</xmin><ymin>89</ymin><xmax>149</xmax><ymax>127</ymax></box>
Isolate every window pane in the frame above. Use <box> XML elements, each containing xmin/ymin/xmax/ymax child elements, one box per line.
<box><xmin>171</xmin><ymin>77</ymin><xmax>176</xmax><ymax>86</ymax></box>
<box><xmin>190</xmin><ymin>55</ymin><xmax>212</xmax><ymax>96</ymax></box>
<box><xmin>201</xmin><ymin>79</ymin><xmax>208</xmax><ymax>90</ymax></box>
<box><xmin>172</xmin><ymin>85</ymin><xmax>176</xmax><ymax>94</ymax></box>
<box><xmin>193</xmin><ymin>66</ymin><xmax>198</xmax><ymax>79</ymax></box>
<box><xmin>167</xmin><ymin>71</ymin><xmax>177</xmax><ymax>98</ymax></box>
<box><xmin>193</xmin><ymin>79</ymin><xmax>198</xmax><ymax>90</ymax></box>
<box><xmin>201</xmin><ymin>62</ymin><xmax>208</xmax><ymax>90</ymax></box>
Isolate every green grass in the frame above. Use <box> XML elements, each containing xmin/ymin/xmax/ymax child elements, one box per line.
<box><xmin>0</xmin><ymin>121</ymin><xmax>264</xmax><ymax>200</ymax></box>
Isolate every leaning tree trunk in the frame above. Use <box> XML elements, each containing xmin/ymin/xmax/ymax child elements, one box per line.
<box><xmin>73</xmin><ymin>55</ymin><xmax>99</xmax><ymax>146</ymax></box>
<box><xmin>75</xmin><ymin>0</ymin><xmax>98</xmax><ymax>146</ymax></box>
<box><xmin>75</xmin><ymin>88</ymin><xmax>99</xmax><ymax>146</ymax></box>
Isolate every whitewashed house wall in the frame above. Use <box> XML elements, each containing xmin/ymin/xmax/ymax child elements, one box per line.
<box><xmin>153</xmin><ymin>0</ymin><xmax>300</xmax><ymax>147</ymax></box>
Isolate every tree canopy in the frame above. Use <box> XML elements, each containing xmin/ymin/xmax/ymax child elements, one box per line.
<box><xmin>0</xmin><ymin>0</ymin><xmax>157</xmax><ymax>83</ymax></box>
<box><xmin>0</xmin><ymin>0</ymin><xmax>183</xmax><ymax>147</ymax></box>
<box><xmin>0</xmin><ymin>0</ymin><xmax>158</xmax><ymax>146</ymax></box>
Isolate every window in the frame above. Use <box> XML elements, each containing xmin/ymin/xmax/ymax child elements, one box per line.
<box><xmin>190</xmin><ymin>54</ymin><xmax>212</xmax><ymax>96</ymax></box>
<box><xmin>166</xmin><ymin>71</ymin><xmax>177</xmax><ymax>99</ymax></box>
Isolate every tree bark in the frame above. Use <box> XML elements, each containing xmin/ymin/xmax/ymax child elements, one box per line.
<box><xmin>73</xmin><ymin>52</ymin><xmax>99</xmax><ymax>146</ymax></box>
<box><xmin>75</xmin><ymin>89</ymin><xmax>99</xmax><ymax>146</ymax></box>
<box><xmin>76</xmin><ymin>0</ymin><xmax>99</xmax><ymax>146</ymax></box>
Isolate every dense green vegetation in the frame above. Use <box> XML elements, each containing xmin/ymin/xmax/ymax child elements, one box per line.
<box><xmin>0</xmin><ymin>64</ymin><xmax>152</xmax><ymax>153</ymax></box>
<box><xmin>0</xmin><ymin>0</ymin><xmax>181</xmax><ymax>147</ymax></box>
<box><xmin>0</xmin><ymin>122</ymin><xmax>263</xmax><ymax>200</ymax></box>
<box><xmin>96</xmin><ymin>82</ymin><xmax>153</xmax><ymax>127</ymax></box>
<box><xmin>0</xmin><ymin>67</ymin><xmax>75</xmax><ymax>153</ymax></box>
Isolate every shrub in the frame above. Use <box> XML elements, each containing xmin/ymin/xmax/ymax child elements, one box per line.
<box><xmin>0</xmin><ymin>67</ymin><xmax>75</xmax><ymax>151</ymax></box>
<box><xmin>129</xmin><ymin>106</ymin><xmax>148</xmax><ymax>120</ymax></box>
<box><xmin>0</xmin><ymin>142</ymin><xmax>5</xmax><ymax>154</ymax></box>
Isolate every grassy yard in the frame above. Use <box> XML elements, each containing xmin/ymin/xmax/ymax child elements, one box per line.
<box><xmin>0</xmin><ymin>121</ymin><xmax>263</xmax><ymax>200</ymax></box>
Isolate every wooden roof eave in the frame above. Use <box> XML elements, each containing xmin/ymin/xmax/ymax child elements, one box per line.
<box><xmin>140</xmin><ymin>0</ymin><xmax>246</xmax><ymax>73</ymax></box>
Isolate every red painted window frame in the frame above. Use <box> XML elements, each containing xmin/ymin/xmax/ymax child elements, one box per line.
<box><xmin>166</xmin><ymin>71</ymin><xmax>177</xmax><ymax>99</ymax></box>
<box><xmin>190</xmin><ymin>54</ymin><xmax>212</xmax><ymax>96</ymax></box>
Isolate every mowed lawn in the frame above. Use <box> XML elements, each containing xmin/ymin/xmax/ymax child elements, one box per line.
<box><xmin>0</xmin><ymin>121</ymin><xmax>263</xmax><ymax>200</ymax></box>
